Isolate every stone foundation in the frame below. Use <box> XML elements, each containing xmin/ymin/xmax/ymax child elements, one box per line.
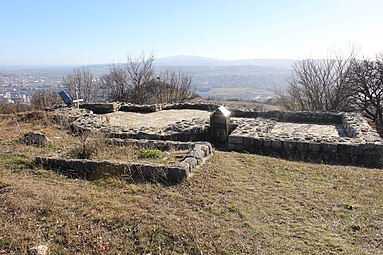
<box><xmin>228</xmin><ymin>111</ymin><xmax>383</xmax><ymax>168</ymax></box>
<box><xmin>35</xmin><ymin>140</ymin><xmax>213</xmax><ymax>185</ymax></box>
<box><xmin>79</xmin><ymin>103</ymin><xmax>120</xmax><ymax>114</ymax></box>
<box><xmin>49</xmin><ymin>102</ymin><xmax>383</xmax><ymax>168</ymax></box>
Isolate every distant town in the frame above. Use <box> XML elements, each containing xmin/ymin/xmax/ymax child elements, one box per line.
<box><xmin>0</xmin><ymin>56</ymin><xmax>293</xmax><ymax>105</ymax></box>
<box><xmin>0</xmin><ymin>72</ymin><xmax>64</xmax><ymax>104</ymax></box>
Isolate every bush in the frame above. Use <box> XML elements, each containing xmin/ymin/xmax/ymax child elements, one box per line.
<box><xmin>31</xmin><ymin>90</ymin><xmax>62</xmax><ymax>110</ymax></box>
<box><xmin>0</xmin><ymin>102</ymin><xmax>32</xmax><ymax>114</ymax></box>
<box><xmin>67</xmin><ymin>130</ymin><xmax>105</xmax><ymax>159</ymax></box>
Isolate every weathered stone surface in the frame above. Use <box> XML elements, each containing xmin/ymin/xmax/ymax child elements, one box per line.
<box><xmin>19</xmin><ymin>131</ymin><xmax>49</xmax><ymax>147</ymax></box>
<box><xmin>80</xmin><ymin>102</ymin><xmax>120</xmax><ymax>114</ymax></box>
<box><xmin>271</xmin><ymin>139</ymin><xmax>282</xmax><ymax>149</ymax></box>
<box><xmin>322</xmin><ymin>143</ymin><xmax>337</xmax><ymax>153</ymax></box>
<box><xmin>182</xmin><ymin>157</ymin><xmax>198</xmax><ymax>171</ymax></box>
<box><xmin>228</xmin><ymin>136</ymin><xmax>244</xmax><ymax>145</ymax></box>
<box><xmin>226</xmin><ymin>110</ymin><xmax>383</xmax><ymax>167</ymax></box>
<box><xmin>163</xmin><ymin>102</ymin><xmax>218</xmax><ymax>111</ymax></box>
<box><xmin>308</xmin><ymin>142</ymin><xmax>321</xmax><ymax>152</ymax></box>
<box><xmin>120</xmin><ymin>103</ymin><xmax>160</xmax><ymax>113</ymax></box>
<box><xmin>48</xmin><ymin>103</ymin><xmax>383</xmax><ymax>168</ymax></box>
<box><xmin>28</xmin><ymin>245</ymin><xmax>49</xmax><ymax>255</ymax></box>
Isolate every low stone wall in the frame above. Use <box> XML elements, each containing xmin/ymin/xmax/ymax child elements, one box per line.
<box><xmin>119</xmin><ymin>103</ymin><xmax>160</xmax><ymax>113</ymax></box>
<box><xmin>107</xmin><ymin>138</ymin><xmax>195</xmax><ymax>150</ymax></box>
<box><xmin>35</xmin><ymin>140</ymin><xmax>213</xmax><ymax>185</ymax></box>
<box><xmin>228</xmin><ymin>112</ymin><xmax>383</xmax><ymax>168</ymax></box>
<box><xmin>79</xmin><ymin>103</ymin><xmax>120</xmax><ymax>114</ymax></box>
<box><xmin>162</xmin><ymin>102</ymin><xmax>219</xmax><ymax>111</ymax></box>
<box><xmin>70</xmin><ymin>111</ymin><xmax>210</xmax><ymax>142</ymax></box>
<box><xmin>78</xmin><ymin>102</ymin><xmax>220</xmax><ymax>114</ymax></box>
<box><xmin>49</xmin><ymin>103</ymin><xmax>383</xmax><ymax>168</ymax></box>
<box><xmin>231</xmin><ymin>109</ymin><xmax>342</xmax><ymax>124</ymax></box>
<box><xmin>228</xmin><ymin>134</ymin><xmax>383</xmax><ymax>168</ymax></box>
<box><xmin>341</xmin><ymin>112</ymin><xmax>379</xmax><ymax>139</ymax></box>
<box><xmin>107</xmin><ymin>127</ymin><xmax>208</xmax><ymax>142</ymax></box>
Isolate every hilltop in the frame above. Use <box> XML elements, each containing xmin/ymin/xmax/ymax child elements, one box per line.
<box><xmin>0</xmin><ymin>112</ymin><xmax>382</xmax><ymax>254</ymax></box>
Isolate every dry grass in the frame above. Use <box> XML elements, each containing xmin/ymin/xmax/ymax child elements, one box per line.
<box><xmin>56</xmin><ymin>130</ymin><xmax>187</xmax><ymax>164</ymax></box>
<box><xmin>0</xmin><ymin>113</ymin><xmax>382</xmax><ymax>254</ymax></box>
<box><xmin>67</xmin><ymin>144</ymin><xmax>181</xmax><ymax>163</ymax></box>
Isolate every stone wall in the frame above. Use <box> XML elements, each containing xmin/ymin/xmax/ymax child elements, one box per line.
<box><xmin>228</xmin><ymin>111</ymin><xmax>383</xmax><ymax>168</ymax></box>
<box><xmin>69</xmin><ymin>108</ymin><xmax>210</xmax><ymax>142</ymax></box>
<box><xmin>162</xmin><ymin>102</ymin><xmax>219</xmax><ymax>111</ymax></box>
<box><xmin>49</xmin><ymin>103</ymin><xmax>383</xmax><ymax>168</ymax></box>
<box><xmin>35</xmin><ymin>140</ymin><xmax>213</xmax><ymax>185</ymax></box>
<box><xmin>119</xmin><ymin>103</ymin><xmax>160</xmax><ymax>113</ymax></box>
<box><xmin>231</xmin><ymin>109</ymin><xmax>342</xmax><ymax>123</ymax></box>
<box><xmin>79</xmin><ymin>103</ymin><xmax>120</xmax><ymax>114</ymax></box>
<box><xmin>107</xmin><ymin>138</ymin><xmax>195</xmax><ymax>151</ymax></box>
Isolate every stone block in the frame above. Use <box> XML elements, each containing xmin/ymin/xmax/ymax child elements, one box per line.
<box><xmin>253</xmin><ymin>138</ymin><xmax>264</xmax><ymax>148</ymax></box>
<box><xmin>296</xmin><ymin>142</ymin><xmax>308</xmax><ymax>152</ymax></box>
<box><xmin>228</xmin><ymin>135</ymin><xmax>244</xmax><ymax>144</ymax></box>
<box><xmin>243</xmin><ymin>136</ymin><xmax>254</xmax><ymax>146</ymax></box>
<box><xmin>322</xmin><ymin>143</ymin><xmax>337</xmax><ymax>153</ymax></box>
<box><xmin>284</xmin><ymin>140</ymin><xmax>296</xmax><ymax>151</ymax></box>
<box><xmin>227</xmin><ymin>143</ymin><xmax>235</xmax><ymax>150</ymax></box>
<box><xmin>234</xmin><ymin>143</ymin><xmax>244</xmax><ymax>151</ymax></box>
<box><xmin>337</xmin><ymin>143</ymin><xmax>352</xmax><ymax>154</ymax></box>
<box><xmin>308</xmin><ymin>142</ymin><xmax>322</xmax><ymax>152</ymax></box>
<box><xmin>80</xmin><ymin>103</ymin><xmax>119</xmax><ymax>114</ymax></box>
<box><xmin>271</xmin><ymin>139</ymin><xmax>282</xmax><ymax>149</ymax></box>
<box><xmin>182</xmin><ymin>157</ymin><xmax>197</xmax><ymax>171</ymax></box>
<box><xmin>362</xmin><ymin>143</ymin><xmax>383</xmax><ymax>155</ymax></box>
<box><xmin>345</xmin><ymin>144</ymin><xmax>363</xmax><ymax>155</ymax></box>
<box><xmin>264</xmin><ymin>139</ymin><xmax>272</xmax><ymax>147</ymax></box>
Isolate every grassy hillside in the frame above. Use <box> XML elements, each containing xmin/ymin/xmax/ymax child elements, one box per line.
<box><xmin>0</xmin><ymin>114</ymin><xmax>382</xmax><ymax>254</ymax></box>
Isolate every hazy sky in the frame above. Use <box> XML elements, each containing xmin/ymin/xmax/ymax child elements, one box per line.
<box><xmin>1</xmin><ymin>0</ymin><xmax>382</xmax><ymax>65</ymax></box>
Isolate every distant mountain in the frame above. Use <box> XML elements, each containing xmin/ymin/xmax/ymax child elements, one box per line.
<box><xmin>154</xmin><ymin>55</ymin><xmax>295</xmax><ymax>69</ymax></box>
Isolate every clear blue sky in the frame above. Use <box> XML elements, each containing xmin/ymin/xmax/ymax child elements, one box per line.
<box><xmin>1</xmin><ymin>0</ymin><xmax>382</xmax><ymax>65</ymax></box>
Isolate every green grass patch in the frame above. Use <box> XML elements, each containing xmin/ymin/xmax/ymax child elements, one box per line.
<box><xmin>1</xmin><ymin>155</ymin><xmax>30</xmax><ymax>169</ymax></box>
<box><xmin>139</xmin><ymin>149</ymin><xmax>162</xmax><ymax>159</ymax></box>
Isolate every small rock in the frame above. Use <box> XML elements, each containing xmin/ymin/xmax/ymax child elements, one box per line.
<box><xmin>28</xmin><ymin>245</ymin><xmax>49</xmax><ymax>255</ymax></box>
<box><xmin>19</xmin><ymin>132</ymin><xmax>49</xmax><ymax>147</ymax></box>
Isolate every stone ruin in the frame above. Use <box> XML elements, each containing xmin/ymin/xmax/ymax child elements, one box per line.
<box><xmin>36</xmin><ymin>139</ymin><xmax>212</xmax><ymax>185</ymax></box>
<box><xmin>227</xmin><ymin>110</ymin><xmax>382</xmax><ymax>168</ymax></box>
<box><xmin>42</xmin><ymin>102</ymin><xmax>383</xmax><ymax>180</ymax></box>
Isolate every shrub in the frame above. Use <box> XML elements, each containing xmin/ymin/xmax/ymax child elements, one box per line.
<box><xmin>67</xmin><ymin>130</ymin><xmax>105</xmax><ymax>159</ymax></box>
<box><xmin>140</xmin><ymin>149</ymin><xmax>162</xmax><ymax>159</ymax></box>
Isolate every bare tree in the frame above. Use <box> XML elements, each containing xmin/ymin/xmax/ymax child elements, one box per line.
<box><xmin>276</xmin><ymin>50</ymin><xmax>355</xmax><ymax>111</ymax></box>
<box><xmin>31</xmin><ymin>90</ymin><xmax>62</xmax><ymax>110</ymax></box>
<box><xmin>157</xmin><ymin>70</ymin><xmax>193</xmax><ymax>103</ymax></box>
<box><xmin>101</xmin><ymin>53</ymin><xmax>194</xmax><ymax>104</ymax></box>
<box><xmin>345</xmin><ymin>54</ymin><xmax>383</xmax><ymax>129</ymax></box>
<box><xmin>126</xmin><ymin>53</ymin><xmax>154</xmax><ymax>104</ymax></box>
<box><xmin>99</xmin><ymin>65</ymin><xmax>129</xmax><ymax>102</ymax></box>
<box><xmin>63</xmin><ymin>67</ymin><xmax>95</xmax><ymax>103</ymax></box>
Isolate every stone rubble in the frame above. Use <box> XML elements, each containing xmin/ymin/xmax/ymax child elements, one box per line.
<box><xmin>27</xmin><ymin>245</ymin><xmax>49</xmax><ymax>255</ymax></box>
<box><xmin>19</xmin><ymin>131</ymin><xmax>50</xmax><ymax>147</ymax></box>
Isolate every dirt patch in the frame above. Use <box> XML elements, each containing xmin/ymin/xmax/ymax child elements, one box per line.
<box><xmin>106</xmin><ymin>109</ymin><xmax>211</xmax><ymax>129</ymax></box>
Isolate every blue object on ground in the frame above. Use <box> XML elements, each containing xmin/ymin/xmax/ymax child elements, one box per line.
<box><xmin>58</xmin><ymin>91</ymin><xmax>73</xmax><ymax>106</ymax></box>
